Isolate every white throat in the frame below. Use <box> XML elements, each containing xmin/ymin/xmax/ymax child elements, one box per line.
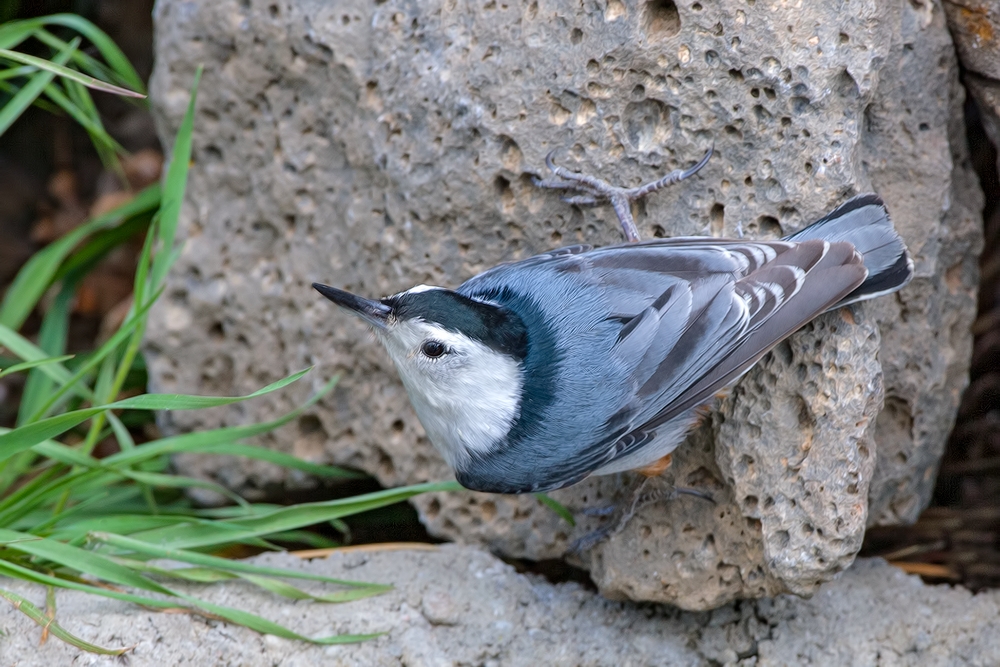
<box><xmin>375</xmin><ymin>320</ymin><xmax>523</xmax><ymax>469</ymax></box>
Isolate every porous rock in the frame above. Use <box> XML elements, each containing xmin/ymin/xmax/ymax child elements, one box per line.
<box><xmin>146</xmin><ymin>0</ymin><xmax>982</xmax><ymax>608</ymax></box>
<box><xmin>3</xmin><ymin>548</ymin><xmax>1000</xmax><ymax>666</ymax></box>
<box><xmin>944</xmin><ymin>0</ymin><xmax>1000</xmax><ymax>81</ymax></box>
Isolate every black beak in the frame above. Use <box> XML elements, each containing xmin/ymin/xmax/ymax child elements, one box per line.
<box><xmin>312</xmin><ymin>283</ymin><xmax>392</xmax><ymax>330</ymax></box>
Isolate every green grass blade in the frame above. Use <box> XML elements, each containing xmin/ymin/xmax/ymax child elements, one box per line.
<box><xmin>26</xmin><ymin>289</ymin><xmax>163</xmax><ymax>422</ymax></box>
<box><xmin>175</xmin><ymin>593</ymin><xmax>384</xmax><ymax>644</ymax></box>
<box><xmin>103</xmin><ymin>374</ymin><xmax>339</xmax><ymax>468</ymax></box>
<box><xmin>535</xmin><ymin>493</ymin><xmax>576</xmax><ymax>527</ymax></box>
<box><xmin>127</xmin><ymin>481</ymin><xmax>463</xmax><ymax>550</ymax></box>
<box><xmin>114</xmin><ymin>368</ymin><xmax>310</xmax><ymax>410</ymax></box>
<box><xmin>0</xmin><ymin>324</ymin><xmax>92</xmax><ymax>403</ymax></box>
<box><xmin>0</xmin><ymin>528</ymin><xmax>174</xmax><ymax>594</ymax></box>
<box><xmin>0</xmin><ymin>17</ymin><xmax>144</xmax><ymax>94</ymax></box>
<box><xmin>116</xmin><ymin>470</ymin><xmax>251</xmax><ymax>509</ymax></box>
<box><xmin>0</xmin><ymin>64</ymin><xmax>36</xmax><ymax>80</ymax></box>
<box><xmin>262</xmin><ymin>529</ymin><xmax>340</xmax><ymax>549</ymax></box>
<box><xmin>151</xmin><ymin>66</ymin><xmax>201</xmax><ymax>289</ymax></box>
<box><xmin>42</xmin><ymin>79</ymin><xmax>126</xmax><ymax>155</ymax></box>
<box><xmin>237</xmin><ymin>573</ymin><xmax>388</xmax><ymax>603</ymax></box>
<box><xmin>118</xmin><ymin>563</ymin><xmax>238</xmax><ymax>583</ymax></box>
<box><xmin>194</xmin><ymin>505</ymin><xmax>280</xmax><ymax>519</ymax></box>
<box><xmin>0</xmin><ymin>48</ymin><xmax>144</xmax><ymax>97</ymax></box>
<box><xmin>131</xmin><ymin>208</ymin><xmax>157</xmax><ymax>306</ymax></box>
<box><xmin>47</xmin><ymin>515</ymin><xmax>204</xmax><ymax>540</ymax></box>
<box><xmin>105</xmin><ymin>412</ymin><xmax>136</xmax><ymax>451</ymax></box>
<box><xmin>90</xmin><ymin>532</ymin><xmax>387</xmax><ymax>589</ymax></box>
<box><xmin>32</xmin><ymin>28</ymin><xmax>136</xmax><ymax>95</ymax></box>
<box><xmin>0</xmin><ymin>560</ymin><xmax>379</xmax><ymax>645</ymax></box>
<box><xmin>0</xmin><ymin>355</ymin><xmax>74</xmax><ymax>378</ymax></box>
<box><xmin>0</xmin><ymin>558</ymin><xmax>167</xmax><ymax>607</ymax></box>
<box><xmin>0</xmin><ymin>37</ymin><xmax>76</xmax><ymax>137</ymax></box>
<box><xmin>61</xmin><ymin>77</ymin><xmax>126</xmax><ymax>178</ymax></box>
<box><xmin>0</xmin><ymin>21</ymin><xmax>38</xmax><ymax>50</ymax></box>
<box><xmin>0</xmin><ymin>368</ymin><xmax>311</xmax><ymax>463</ymax></box>
<box><xmin>53</xmin><ymin>210</ymin><xmax>151</xmax><ymax>285</ymax></box>
<box><xmin>0</xmin><ymin>588</ymin><xmax>131</xmax><ymax>655</ymax></box>
<box><xmin>0</xmin><ymin>469</ymin><xmax>110</xmax><ymax>528</ymax></box>
<box><xmin>199</xmin><ymin>443</ymin><xmax>365</xmax><ymax>480</ymax></box>
<box><xmin>0</xmin><ymin>465</ymin><xmax>61</xmax><ymax>518</ymax></box>
<box><xmin>22</xmin><ymin>491</ymin><xmax>120</xmax><ymax>535</ymax></box>
<box><xmin>30</xmin><ymin>438</ymin><xmax>98</xmax><ymax>466</ymax></box>
<box><xmin>17</xmin><ymin>286</ymin><xmax>72</xmax><ymax>426</ymax></box>
<box><xmin>0</xmin><ymin>79</ymin><xmax>63</xmax><ymax>115</ymax></box>
<box><xmin>0</xmin><ymin>184</ymin><xmax>160</xmax><ymax>330</ymax></box>
<box><xmin>115</xmin><ymin>563</ymin><xmax>381</xmax><ymax>603</ymax></box>
<box><xmin>91</xmin><ymin>355</ymin><xmax>115</xmax><ymax>409</ymax></box>
<box><xmin>26</xmin><ymin>14</ymin><xmax>145</xmax><ymax>93</ymax></box>
<box><xmin>99</xmin><ymin>419</ymin><xmax>156</xmax><ymax>531</ymax></box>
<box><xmin>52</xmin><ymin>517</ymin><xmax>272</xmax><ymax>547</ymax></box>
<box><xmin>0</xmin><ymin>408</ymin><xmax>120</xmax><ymax>463</ymax></box>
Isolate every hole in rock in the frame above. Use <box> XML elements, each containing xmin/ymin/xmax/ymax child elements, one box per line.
<box><xmin>644</xmin><ymin>0</ymin><xmax>680</xmax><ymax>37</ymax></box>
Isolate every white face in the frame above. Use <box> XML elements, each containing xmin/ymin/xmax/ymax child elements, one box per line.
<box><xmin>374</xmin><ymin>316</ymin><xmax>523</xmax><ymax>470</ymax></box>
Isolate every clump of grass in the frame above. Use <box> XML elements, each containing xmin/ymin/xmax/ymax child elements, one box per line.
<box><xmin>0</xmin><ymin>64</ymin><xmax>462</xmax><ymax>654</ymax></box>
<box><xmin>0</xmin><ymin>14</ymin><xmax>147</xmax><ymax>179</ymax></box>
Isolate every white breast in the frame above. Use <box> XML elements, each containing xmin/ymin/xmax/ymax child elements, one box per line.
<box><xmin>376</xmin><ymin>320</ymin><xmax>523</xmax><ymax>470</ymax></box>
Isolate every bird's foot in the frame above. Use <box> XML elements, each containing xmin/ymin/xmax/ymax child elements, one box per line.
<box><xmin>569</xmin><ymin>478</ymin><xmax>715</xmax><ymax>554</ymax></box>
<box><xmin>533</xmin><ymin>146</ymin><xmax>713</xmax><ymax>243</ymax></box>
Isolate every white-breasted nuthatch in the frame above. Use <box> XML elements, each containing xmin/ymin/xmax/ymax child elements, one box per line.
<box><xmin>314</xmin><ymin>151</ymin><xmax>913</xmax><ymax>494</ymax></box>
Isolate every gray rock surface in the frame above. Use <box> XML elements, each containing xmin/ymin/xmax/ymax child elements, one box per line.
<box><xmin>944</xmin><ymin>0</ymin><xmax>1000</xmax><ymax>81</ymax></box>
<box><xmin>146</xmin><ymin>0</ymin><xmax>982</xmax><ymax>608</ymax></box>
<box><xmin>3</xmin><ymin>547</ymin><xmax>1000</xmax><ymax>666</ymax></box>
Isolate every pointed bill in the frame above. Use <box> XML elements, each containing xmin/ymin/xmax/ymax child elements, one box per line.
<box><xmin>313</xmin><ymin>283</ymin><xmax>392</xmax><ymax>329</ymax></box>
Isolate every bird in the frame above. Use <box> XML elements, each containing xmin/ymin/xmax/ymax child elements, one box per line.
<box><xmin>313</xmin><ymin>150</ymin><xmax>913</xmax><ymax>496</ymax></box>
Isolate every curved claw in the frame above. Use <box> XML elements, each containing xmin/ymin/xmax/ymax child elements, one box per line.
<box><xmin>627</xmin><ymin>144</ymin><xmax>714</xmax><ymax>198</ymax></box>
<box><xmin>544</xmin><ymin>148</ymin><xmax>560</xmax><ymax>173</ymax></box>
<box><xmin>681</xmin><ymin>144</ymin><xmax>714</xmax><ymax>180</ymax></box>
<box><xmin>674</xmin><ymin>486</ymin><xmax>716</xmax><ymax>505</ymax></box>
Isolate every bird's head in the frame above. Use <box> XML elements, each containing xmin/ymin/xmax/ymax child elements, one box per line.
<box><xmin>312</xmin><ymin>283</ymin><xmax>528</xmax><ymax>470</ymax></box>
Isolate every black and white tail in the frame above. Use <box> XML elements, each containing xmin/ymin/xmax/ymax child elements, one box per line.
<box><xmin>785</xmin><ymin>194</ymin><xmax>914</xmax><ymax>309</ymax></box>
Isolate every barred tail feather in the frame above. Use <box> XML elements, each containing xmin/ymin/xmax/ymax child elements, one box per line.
<box><xmin>785</xmin><ymin>194</ymin><xmax>914</xmax><ymax>308</ymax></box>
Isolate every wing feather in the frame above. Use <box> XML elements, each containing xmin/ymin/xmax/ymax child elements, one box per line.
<box><xmin>455</xmin><ymin>236</ymin><xmax>871</xmax><ymax>490</ymax></box>
<box><xmin>575</xmin><ymin>238</ymin><xmax>867</xmax><ymax>466</ymax></box>
<box><xmin>635</xmin><ymin>241</ymin><xmax>867</xmax><ymax>434</ymax></box>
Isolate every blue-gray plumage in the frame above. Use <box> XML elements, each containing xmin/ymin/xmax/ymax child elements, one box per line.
<box><xmin>313</xmin><ymin>193</ymin><xmax>913</xmax><ymax>494</ymax></box>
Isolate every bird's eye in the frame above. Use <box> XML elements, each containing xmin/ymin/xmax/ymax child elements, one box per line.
<box><xmin>421</xmin><ymin>340</ymin><xmax>447</xmax><ymax>358</ymax></box>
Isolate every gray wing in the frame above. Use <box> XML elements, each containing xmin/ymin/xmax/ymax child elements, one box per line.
<box><xmin>588</xmin><ymin>237</ymin><xmax>867</xmax><ymax>464</ymax></box>
<box><xmin>457</xmin><ymin>237</ymin><xmax>867</xmax><ymax>490</ymax></box>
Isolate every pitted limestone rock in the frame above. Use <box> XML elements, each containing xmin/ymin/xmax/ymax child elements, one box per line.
<box><xmin>712</xmin><ymin>311</ymin><xmax>882</xmax><ymax>596</ymax></box>
<box><xmin>147</xmin><ymin>0</ymin><xmax>982</xmax><ymax>608</ymax></box>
